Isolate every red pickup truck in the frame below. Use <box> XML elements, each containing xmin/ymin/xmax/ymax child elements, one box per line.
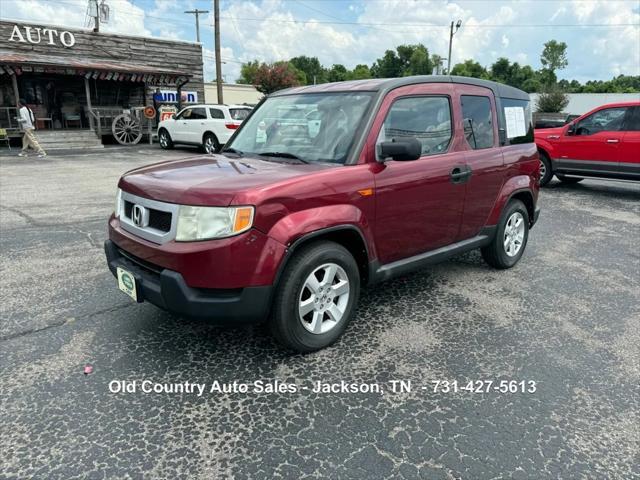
<box><xmin>536</xmin><ymin>101</ymin><xmax>640</xmax><ymax>186</ymax></box>
<box><xmin>105</xmin><ymin>76</ymin><xmax>540</xmax><ymax>352</ymax></box>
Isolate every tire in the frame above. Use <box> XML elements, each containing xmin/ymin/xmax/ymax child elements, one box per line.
<box><xmin>158</xmin><ymin>129</ymin><xmax>174</xmax><ymax>149</ymax></box>
<box><xmin>481</xmin><ymin>199</ymin><xmax>530</xmax><ymax>269</ymax></box>
<box><xmin>555</xmin><ymin>174</ymin><xmax>583</xmax><ymax>184</ymax></box>
<box><xmin>270</xmin><ymin>241</ymin><xmax>360</xmax><ymax>353</ymax></box>
<box><xmin>538</xmin><ymin>152</ymin><xmax>553</xmax><ymax>187</ymax></box>
<box><xmin>202</xmin><ymin>133</ymin><xmax>220</xmax><ymax>154</ymax></box>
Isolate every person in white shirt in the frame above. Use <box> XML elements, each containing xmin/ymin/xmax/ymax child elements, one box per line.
<box><xmin>17</xmin><ymin>99</ymin><xmax>47</xmax><ymax>158</ymax></box>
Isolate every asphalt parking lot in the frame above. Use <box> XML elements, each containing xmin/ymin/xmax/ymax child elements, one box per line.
<box><xmin>1</xmin><ymin>146</ymin><xmax>638</xmax><ymax>479</ymax></box>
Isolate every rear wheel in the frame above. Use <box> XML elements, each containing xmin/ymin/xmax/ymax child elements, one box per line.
<box><xmin>481</xmin><ymin>199</ymin><xmax>530</xmax><ymax>269</ymax></box>
<box><xmin>539</xmin><ymin>152</ymin><xmax>553</xmax><ymax>186</ymax></box>
<box><xmin>555</xmin><ymin>174</ymin><xmax>583</xmax><ymax>184</ymax></box>
<box><xmin>270</xmin><ymin>241</ymin><xmax>360</xmax><ymax>353</ymax></box>
<box><xmin>158</xmin><ymin>129</ymin><xmax>173</xmax><ymax>149</ymax></box>
<box><xmin>202</xmin><ymin>133</ymin><xmax>220</xmax><ymax>154</ymax></box>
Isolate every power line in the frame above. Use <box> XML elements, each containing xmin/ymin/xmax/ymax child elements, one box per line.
<box><xmin>216</xmin><ymin>16</ymin><xmax>640</xmax><ymax>28</ymax></box>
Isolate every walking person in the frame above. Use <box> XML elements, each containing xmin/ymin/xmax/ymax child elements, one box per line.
<box><xmin>17</xmin><ymin>99</ymin><xmax>47</xmax><ymax>158</ymax></box>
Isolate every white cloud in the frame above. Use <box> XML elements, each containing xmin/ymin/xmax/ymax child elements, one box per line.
<box><xmin>2</xmin><ymin>0</ymin><xmax>638</xmax><ymax>82</ymax></box>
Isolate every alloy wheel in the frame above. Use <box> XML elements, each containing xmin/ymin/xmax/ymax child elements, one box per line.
<box><xmin>539</xmin><ymin>159</ymin><xmax>546</xmax><ymax>181</ymax></box>
<box><xmin>298</xmin><ymin>263</ymin><xmax>350</xmax><ymax>334</ymax></box>
<box><xmin>503</xmin><ymin>212</ymin><xmax>525</xmax><ymax>257</ymax></box>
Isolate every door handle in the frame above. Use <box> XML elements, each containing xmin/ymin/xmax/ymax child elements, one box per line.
<box><xmin>606</xmin><ymin>139</ymin><xmax>619</xmax><ymax>143</ymax></box>
<box><xmin>450</xmin><ymin>166</ymin><xmax>472</xmax><ymax>184</ymax></box>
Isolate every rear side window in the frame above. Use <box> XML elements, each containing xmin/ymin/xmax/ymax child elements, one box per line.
<box><xmin>378</xmin><ymin>96</ymin><xmax>452</xmax><ymax>156</ymax></box>
<box><xmin>230</xmin><ymin>108</ymin><xmax>251</xmax><ymax>120</ymax></box>
<box><xmin>501</xmin><ymin>98</ymin><xmax>534</xmax><ymax>144</ymax></box>
<box><xmin>461</xmin><ymin>95</ymin><xmax>494</xmax><ymax>149</ymax></box>
<box><xmin>625</xmin><ymin>106</ymin><xmax>640</xmax><ymax>131</ymax></box>
<box><xmin>209</xmin><ymin>108</ymin><xmax>225</xmax><ymax>119</ymax></box>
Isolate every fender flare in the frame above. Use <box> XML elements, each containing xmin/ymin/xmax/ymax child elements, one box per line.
<box><xmin>270</xmin><ymin>223</ymin><xmax>372</xmax><ymax>290</ymax></box>
<box><xmin>487</xmin><ymin>176</ymin><xmax>537</xmax><ymax>226</ymax></box>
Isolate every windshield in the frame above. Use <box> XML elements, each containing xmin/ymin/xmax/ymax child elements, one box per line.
<box><xmin>226</xmin><ymin>92</ymin><xmax>374</xmax><ymax>164</ymax></box>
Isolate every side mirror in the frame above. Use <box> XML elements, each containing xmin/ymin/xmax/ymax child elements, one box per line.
<box><xmin>566</xmin><ymin>123</ymin><xmax>575</xmax><ymax>136</ymax></box>
<box><xmin>378</xmin><ymin>138</ymin><xmax>422</xmax><ymax>162</ymax></box>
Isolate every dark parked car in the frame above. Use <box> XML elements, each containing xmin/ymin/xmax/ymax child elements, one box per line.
<box><xmin>106</xmin><ymin>76</ymin><xmax>540</xmax><ymax>352</ymax></box>
<box><xmin>536</xmin><ymin>102</ymin><xmax>640</xmax><ymax>186</ymax></box>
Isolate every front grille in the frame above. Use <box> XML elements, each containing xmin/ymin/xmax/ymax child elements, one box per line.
<box><xmin>124</xmin><ymin>200</ymin><xmax>172</xmax><ymax>233</ymax></box>
<box><xmin>148</xmin><ymin>210</ymin><xmax>172</xmax><ymax>232</ymax></box>
<box><xmin>124</xmin><ymin>200</ymin><xmax>133</xmax><ymax>218</ymax></box>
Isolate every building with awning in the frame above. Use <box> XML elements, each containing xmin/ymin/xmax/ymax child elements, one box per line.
<box><xmin>0</xmin><ymin>20</ymin><xmax>203</xmax><ymax>144</ymax></box>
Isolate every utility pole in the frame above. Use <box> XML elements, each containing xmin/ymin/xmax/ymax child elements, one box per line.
<box><xmin>91</xmin><ymin>0</ymin><xmax>100</xmax><ymax>32</ymax></box>
<box><xmin>447</xmin><ymin>19</ymin><xmax>462</xmax><ymax>74</ymax></box>
<box><xmin>184</xmin><ymin>8</ymin><xmax>209</xmax><ymax>43</ymax></box>
<box><xmin>214</xmin><ymin>0</ymin><xmax>223</xmax><ymax>104</ymax></box>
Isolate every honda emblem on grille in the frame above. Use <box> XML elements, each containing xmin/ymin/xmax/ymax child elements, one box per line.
<box><xmin>131</xmin><ymin>204</ymin><xmax>149</xmax><ymax>228</ymax></box>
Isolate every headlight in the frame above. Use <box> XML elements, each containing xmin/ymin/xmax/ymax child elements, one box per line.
<box><xmin>114</xmin><ymin>188</ymin><xmax>122</xmax><ymax>218</ymax></box>
<box><xmin>176</xmin><ymin>206</ymin><xmax>254</xmax><ymax>241</ymax></box>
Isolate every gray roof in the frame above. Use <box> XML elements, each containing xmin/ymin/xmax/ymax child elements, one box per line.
<box><xmin>273</xmin><ymin>75</ymin><xmax>529</xmax><ymax>101</ymax></box>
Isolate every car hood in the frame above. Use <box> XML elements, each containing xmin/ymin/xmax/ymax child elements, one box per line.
<box><xmin>534</xmin><ymin>126</ymin><xmax>564</xmax><ymax>139</ymax></box>
<box><xmin>119</xmin><ymin>154</ymin><xmax>336</xmax><ymax>206</ymax></box>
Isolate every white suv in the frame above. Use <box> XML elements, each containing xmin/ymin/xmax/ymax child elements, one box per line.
<box><xmin>158</xmin><ymin>104</ymin><xmax>252</xmax><ymax>153</ymax></box>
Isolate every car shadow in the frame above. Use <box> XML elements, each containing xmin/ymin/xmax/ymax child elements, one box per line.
<box><xmin>544</xmin><ymin>178</ymin><xmax>640</xmax><ymax>200</ymax></box>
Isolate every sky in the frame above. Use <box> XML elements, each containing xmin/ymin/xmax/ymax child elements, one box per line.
<box><xmin>1</xmin><ymin>0</ymin><xmax>639</xmax><ymax>85</ymax></box>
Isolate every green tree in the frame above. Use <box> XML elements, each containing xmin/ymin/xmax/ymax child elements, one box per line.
<box><xmin>451</xmin><ymin>59</ymin><xmax>488</xmax><ymax>79</ymax></box>
<box><xmin>237</xmin><ymin>60</ymin><xmax>261</xmax><ymax>84</ymax></box>
<box><xmin>327</xmin><ymin>64</ymin><xmax>348</xmax><ymax>83</ymax></box>
<box><xmin>348</xmin><ymin>64</ymin><xmax>371</xmax><ymax>80</ymax></box>
<box><xmin>371</xmin><ymin>44</ymin><xmax>433</xmax><ymax>78</ymax></box>
<box><xmin>540</xmin><ymin>40</ymin><xmax>568</xmax><ymax>74</ymax></box>
<box><xmin>371</xmin><ymin>49</ymin><xmax>403</xmax><ymax>77</ymax></box>
<box><xmin>289</xmin><ymin>56</ymin><xmax>326</xmax><ymax>85</ymax></box>
<box><xmin>535</xmin><ymin>85</ymin><xmax>569</xmax><ymax>113</ymax></box>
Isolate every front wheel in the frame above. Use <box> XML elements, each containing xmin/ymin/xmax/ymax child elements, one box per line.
<box><xmin>481</xmin><ymin>199</ymin><xmax>530</xmax><ymax>269</ymax></box>
<box><xmin>158</xmin><ymin>129</ymin><xmax>174</xmax><ymax>149</ymax></box>
<box><xmin>555</xmin><ymin>174</ymin><xmax>583</xmax><ymax>184</ymax></box>
<box><xmin>270</xmin><ymin>241</ymin><xmax>360</xmax><ymax>353</ymax></box>
<box><xmin>202</xmin><ymin>133</ymin><xmax>220</xmax><ymax>154</ymax></box>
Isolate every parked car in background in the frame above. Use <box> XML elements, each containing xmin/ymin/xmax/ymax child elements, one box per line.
<box><xmin>158</xmin><ymin>104</ymin><xmax>252</xmax><ymax>153</ymax></box>
<box><xmin>106</xmin><ymin>76</ymin><xmax>540</xmax><ymax>352</ymax></box>
<box><xmin>536</xmin><ymin>102</ymin><xmax>640</xmax><ymax>186</ymax></box>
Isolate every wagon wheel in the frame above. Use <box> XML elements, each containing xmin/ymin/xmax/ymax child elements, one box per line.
<box><xmin>112</xmin><ymin>114</ymin><xmax>143</xmax><ymax>145</ymax></box>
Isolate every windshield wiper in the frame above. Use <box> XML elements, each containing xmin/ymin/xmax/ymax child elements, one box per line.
<box><xmin>257</xmin><ymin>152</ymin><xmax>309</xmax><ymax>164</ymax></box>
<box><xmin>221</xmin><ymin>147</ymin><xmax>244</xmax><ymax>157</ymax></box>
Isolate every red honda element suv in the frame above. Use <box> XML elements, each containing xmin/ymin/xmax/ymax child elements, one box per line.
<box><xmin>106</xmin><ymin>76</ymin><xmax>540</xmax><ymax>352</ymax></box>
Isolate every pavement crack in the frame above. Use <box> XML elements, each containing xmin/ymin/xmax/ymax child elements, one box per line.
<box><xmin>0</xmin><ymin>302</ymin><xmax>135</xmax><ymax>342</ymax></box>
<box><xmin>1</xmin><ymin>204</ymin><xmax>104</xmax><ymax>249</ymax></box>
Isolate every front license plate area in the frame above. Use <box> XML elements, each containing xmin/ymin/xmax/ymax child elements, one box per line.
<box><xmin>117</xmin><ymin>267</ymin><xmax>139</xmax><ymax>302</ymax></box>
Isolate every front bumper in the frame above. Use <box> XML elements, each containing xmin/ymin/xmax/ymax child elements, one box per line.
<box><xmin>105</xmin><ymin>240</ymin><xmax>272</xmax><ymax>324</ymax></box>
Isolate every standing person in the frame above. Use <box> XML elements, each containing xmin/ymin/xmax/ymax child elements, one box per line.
<box><xmin>153</xmin><ymin>88</ymin><xmax>163</xmax><ymax>125</ymax></box>
<box><xmin>17</xmin><ymin>99</ymin><xmax>47</xmax><ymax>158</ymax></box>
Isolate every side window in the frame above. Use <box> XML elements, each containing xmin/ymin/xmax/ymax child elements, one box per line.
<box><xmin>377</xmin><ymin>96</ymin><xmax>452</xmax><ymax>157</ymax></box>
<box><xmin>209</xmin><ymin>108</ymin><xmax>225</xmax><ymax>119</ymax></box>
<box><xmin>577</xmin><ymin>107</ymin><xmax>627</xmax><ymax>135</ymax></box>
<box><xmin>175</xmin><ymin>108</ymin><xmax>191</xmax><ymax>120</ymax></box>
<box><xmin>187</xmin><ymin>108</ymin><xmax>207</xmax><ymax>120</ymax></box>
<box><xmin>501</xmin><ymin>97</ymin><xmax>534</xmax><ymax>144</ymax></box>
<box><xmin>461</xmin><ymin>95</ymin><xmax>494</xmax><ymax>149</ymax></box>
